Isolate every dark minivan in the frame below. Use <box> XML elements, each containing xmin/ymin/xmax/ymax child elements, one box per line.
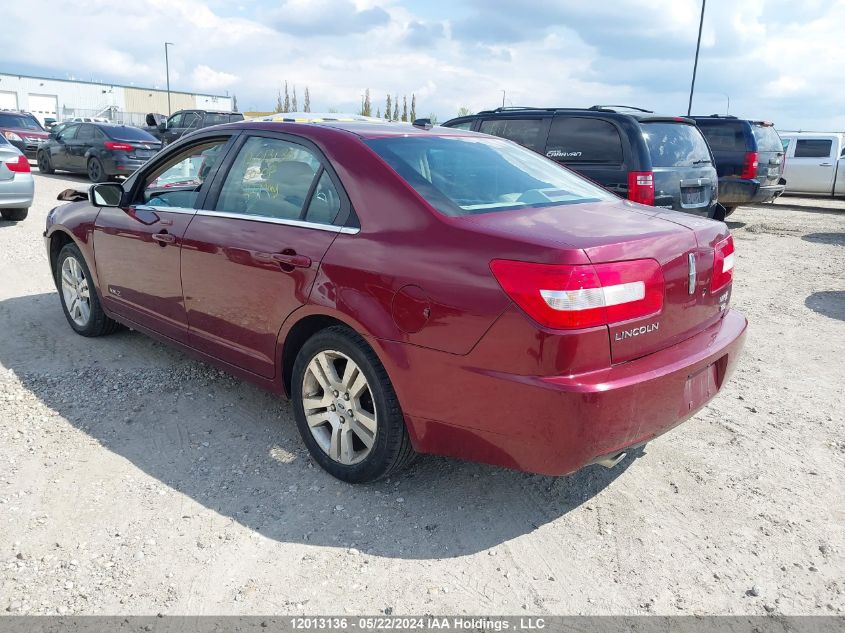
<box><xmin>689</xmin><ymin>116</ymin><xmax>785</xmax><ymax>218</ymax></box>
<box><xmin>443</xmin><ymin>106</ymin><xmax>720</xmax><ymax>218</ymax></box>
<box><xmin>37</xmin><ymin>122</ymin><xmax>162</xmax><ymax>182</ymax></box>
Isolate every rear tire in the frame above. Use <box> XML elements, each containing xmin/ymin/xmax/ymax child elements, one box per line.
<box><xmin>723</xmin><ymin>206</ymin><xmax>736</xmax><ymax>218</ymax></box>
<box><xmin>291</xmin><ymin>326</ymin><xmax>415</xmax><ymax>483</ymax></box>
<box><xmin>712</xmin><ymin>204</ymin><xmax>727</xmax><ymax>221</ymax></box>
<box><xmin>37</xmin><ymin>151</ymin><xmax>54</xmax><ymax>174</ymax></box>
<box><xmin>56</xmin><ymin>243</ymin><xmax>120</xmax><ymax>337</ymax></box>
<box><xmin>1</xmin><ymin>208</ymin><xmax>28</xmax><ymax>221</ymax></box>
<box><xmin>87</xmin><ymin>157</ymin><xmax>108</xmax><ymax>183</ymax></box>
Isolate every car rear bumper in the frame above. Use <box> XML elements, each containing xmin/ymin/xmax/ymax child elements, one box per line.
<box><xmin>102</xmin><ymin>156</ymin><xmax>149</xmax><ymax>176</ymax></box>
<box><xmin>718</xmin><ymin>178</ymin><xmax>786</xmax><ymax>206</ymax></box>
<box><xmin>0</xmin><ymin>174</ymin><xmax>35</xmax><ymax>208</ymax></box>
<box><xmin>384</xmin><ymin>308</ymin><xmax>747</xmax><ymax>476</ymax></box>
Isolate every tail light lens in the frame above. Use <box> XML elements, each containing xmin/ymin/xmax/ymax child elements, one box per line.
<box><xmin>710</xmin><ymin>235</ymin><xmax>735</xmax><ymax>292</ymax></box>
<box><xmin>490</xmin><ymin>258</ymin><xmax>664</xmax><ymax>330</ymax></box>
<box><xmin>627</xmin><ymin>171</ymin><xmax>655</xmax><ymax>206</ymax></box>
<box><xmin>740</xmin><ymin>151</ymin><xmax>759</xmax><ymax>179</ymax></box>
<box><xmin>4</xmin><ymin>155</ymin><xmax>31</xmax><ymax>173</ymax></box>
<box><xmin>104</xmin><ymin>141</ymin><xmax>134</xmax><ymax>151</ymax></box>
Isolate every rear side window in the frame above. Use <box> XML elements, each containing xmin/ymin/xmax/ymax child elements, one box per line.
<box><xmin>751</xmin><ymin>125</ymin><xmax>783</xmax><ymax>152</ymax></box>
<box><xmin>794</xmin><ymin>139</ymin><xmax>832</xmax><ymax>158</ymax></box>
<box><xmin>76</xmin><ymin>125</ymin><xmax>94</xmax><ymax>141</ymax></box>
<box><xmin>479</xmin><ymin>118</ymin><xmax>546</xmax><ymax>152</ymax></box>
<box><xmin>205</xmin><ymin>113</ymin><xmax>232</xmax><ymax>126</ymax></box>
<box><xmin>447</xmin><ymin>121</ymin><xmax>474</xmax><ymax>131</ymax></box>
<box><xmin>545</xmin><ymin>117</ymin><xmax>623</xmax><ymax>164</ymax></box>
<box><xmin>642</xmin><ymin>123</ymin><xmax>712</xmax><ymax>168</ymax></box>
<box><xmin>696</xmin><ymin>121</ymin><xmax>747</xmax><ymax>152</ymax></box>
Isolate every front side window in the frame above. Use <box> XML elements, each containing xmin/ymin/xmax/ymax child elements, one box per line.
<box><xmin>166</xmin><ymin>113</ymin><xmax>184</xmax><ymax>129</ymax></box>
<box><xmin>138</xmin><ymin>139</ymin><xmax>230</xmax><ymax>208</ymax></box>
<box><xmin>545</xmin><ymin>117</ymin><xmax>623</xmax><ymax>164</ymax></box>
<box><xmin>57</xmin><ymin>125</ymin><xmax>79</xmax><ymax>142</ymax></box>
<box><xmin>642</xmin><ymin>123</ymin><xmax>712</xmax><ymax>168</ymax></box>
<box><xmin>215</xmin><ymin>136</ymin><xmax>322</xmax><ymax>221</ymax></box>
<box><xmin>479</xmin><ymin>118</ymin><xmax>547</xmax><ymax>152</ymax></box>
<box><xmin>366</xmin><ymin>135</ymin><xmax>612</xmax><ymax>217</ymax></box>
<box><xmin>794</xmin><ymin>139</ymin><xmax>832</xmax><ymax>158</ymax></box>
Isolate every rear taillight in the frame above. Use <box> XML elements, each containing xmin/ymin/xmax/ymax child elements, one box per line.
<box><xmin>710</xmin><ymin>235</ymin><xmax>735</xmax><ymax>293</ymax></box>
<box><xmin>490</xmin><ymin>258</ymin><xmax>664</xmax><ymax>330</ymax></box>
<box><xmin>104</xmin><ymin>141</ymin><xmax>134</xmax><ymax>151</ymax></box>
<box><xmin>740</xmin><ymin>151</ymin><xmax>759</xmax><ymax>179</ymax></box>
<box><xmin>4</xmin><ymin>155</ymin><xmax>30</xmax><ymax>173</ymax></box>
<box><xmin>627</xmin><ymin>171</ymin><xmax>654</xmax><ymax>206</ymax></box>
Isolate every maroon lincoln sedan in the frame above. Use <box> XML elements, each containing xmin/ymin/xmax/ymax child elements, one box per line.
<box><xmin>44</xmin><ymin>118</ymin><xmax>747</xmax><ymax>483</ymax></box>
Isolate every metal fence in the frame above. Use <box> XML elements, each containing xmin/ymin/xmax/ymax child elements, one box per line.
<box><xmin>59</xmin><ymin>106</ymin><xmax>151</xmax><ymax>127</ymax></box>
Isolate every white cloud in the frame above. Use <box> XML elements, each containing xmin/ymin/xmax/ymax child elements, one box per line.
<box><xmin>191</xmin><ymin>65</ymin><xmax>238</xmax><ymax>91</ymax></box>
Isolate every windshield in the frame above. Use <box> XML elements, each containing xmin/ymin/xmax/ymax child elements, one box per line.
<box><xmin>642</xmin><ymin>122</ymin><xmax>712</xmax><ymax>167</ymax></box>
<box><xmin>752</xmin><ymin>125</ymin><xmax>783</xmax><ymax>152</ymax></box>
<box><xmin>0</xmin><ymin>113</ymin><xmax>44</xmax><ymax>131</ymax></box>
<box><xmin>365</xmin><ymin>135</ymin><xmax>612</xmax><ymax>216</ymax></box>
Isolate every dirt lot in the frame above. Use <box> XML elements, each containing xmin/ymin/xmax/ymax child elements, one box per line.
<box><xmin>1</xmin><ymin>173</ymin><xmax>843</xmax><ymax>616</ymax></box>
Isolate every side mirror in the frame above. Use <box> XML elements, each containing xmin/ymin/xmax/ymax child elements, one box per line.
<box><xmin>145</xmin><ymin>113</ymin><xmax>158</xmax><ymax>127</ymax></box>
<box><xmin>158</xmin><ymin>122</ymin><xmax>167</xmax><ymax>132</ymax></box>
<box><xmin>89</xmin><ymin>183</ymin><xmax>124</xmax><ymax>207</ymax></box>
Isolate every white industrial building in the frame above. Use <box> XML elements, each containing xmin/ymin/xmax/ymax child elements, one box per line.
<box><xmin>0</xmin><ymin>73</ymin><xmax>234</xmax><ymax>126</ymax></box>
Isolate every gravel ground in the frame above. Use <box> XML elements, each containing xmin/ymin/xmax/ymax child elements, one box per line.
<box><xmin>0</xmin><ymin>173</ymin><xmax>843</xmax><ymax>616</ymax></box>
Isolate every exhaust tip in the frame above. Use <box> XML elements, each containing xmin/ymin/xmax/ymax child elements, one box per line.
<box><xmin>593</xmin><ymin>451</ymin><xmax>627</xmax><ymax>469</ymax></box>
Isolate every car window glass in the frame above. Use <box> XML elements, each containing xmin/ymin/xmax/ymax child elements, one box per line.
<box><xmin>76</xmin><ymin>125</ymin><xmax>94</xmax><ymax>141</ymax></box>
<box><xmin>304</xmin><ymin>171</ymin><xmax>342</xmax><ymax>225</ymax></box>
<box><xmin>794</xmin><ymin>139</ymin><xmax>832</xmax><ymax>158</ymax></box>
<box><xmin>448</xmin><ymin>121</ymin><xmax>473</xmax><ymax>131</ymax></box>
<box><xmin>205</xmin><ymin>113</ymin><xmax>231</xmax><ymax>126</ymax></box>
<box><xmin>0</xmin><ymin>113</ymin><xmax>43</xmax><ymax>131</ymax></box>
<box><xmin>138</xmin><ymin>139</ymin><xmax>230</xmax><ymax>208</ymax></box>
<box><xmin>642</xmin><ymin>123</ymin><xmax>712</xmax><ymax>167</ymax></box>
<box><xmin>58</xmin><ymin>125</ymin><xmax>78</xmax><ymax>141</ymax></box>
<box><xmin>545</xmin><ymin>117</ymin><xmax>623</xmax><ymax>164</ymax></box>
<box><xmin>696</xmin><ymin>121</ymin><xmax>746</xmax><ymax>152</ymax></box>
<box><xmin>366</xmin><ymin>135</ymin><xmax>612</xmax><ymax>217</ymax></box>
<box><xmin>167</xmin><ymin>113</ymin><xmax>183</xmax><ymax>128</ymax></box>
<box><xmin>183</xmin><ymin>113</ymin><xmax>202</xmax><ymax>129</ymax></box>
<box><xmin>478</xmin><ymin>118</ymin><xmax>546</xmax><ymax>152</ymax></box>
<box><xmin>215</xmin><ymin>136</ymin><xmax>321</xmax><ymax>221</ymax></box>
<box><xmin>751</xmin><ymin>125</ymin><xmax>783</xmax><ymax>152</ymax></box>
<box><xmin>92</xmin><ymin>127</ymin><xmax>107</xmax><ymax>140</ymax></box>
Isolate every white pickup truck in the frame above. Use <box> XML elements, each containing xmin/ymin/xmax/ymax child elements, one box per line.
<box><xmin>779</xmin><ymin>131</ymin><xmax>845</xmax><ymax>196</ymax></box>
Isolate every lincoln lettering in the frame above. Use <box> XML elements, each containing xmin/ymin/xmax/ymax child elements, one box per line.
<box><xmin>615</xmin><ymin>322</ymin><xmax>660</xmax><ymax>341</ymax></box>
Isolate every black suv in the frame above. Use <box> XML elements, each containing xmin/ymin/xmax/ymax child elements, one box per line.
<box><xmin>144</xmin><ymin>109</ymin><xmax>245</xmax><ymax>145</ymax></box>
<box><xmin>689</xmin><ymin>116</ymin><xmax>785</xmax><ymax>217</ymax></box>
<box><xmin>443</xmin><ymin>106</ymin><xmax>719</xmax><ymax>218</ymax></box>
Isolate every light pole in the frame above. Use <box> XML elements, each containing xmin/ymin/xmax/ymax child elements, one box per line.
<box><xmin>687</xmin><ymin>0</ymin><xmax>706</xmax><ymax>116</ymax></box>
<box><xmin>501</xmin><ymin>90</ymin><xmax>506</xmax><ymax>108</ymax></box>
<box><xmin>164</xmin><ymin>42</ymin><xmax>174</xmax><ymax>116</ymax></box>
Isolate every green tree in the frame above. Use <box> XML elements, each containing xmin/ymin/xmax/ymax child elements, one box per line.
<box><xmin>402</xmin><ymin>95</ymin><xmax>408</xmax><ymax>122</ymax></box>
<box><xmin>303</xmin><ymin>87</ymin><xmax>311</xmax><ymax>113</ymax></box>
<box><xmin>393</xmin><ymin>95</ymin><xmax>399</xmax><ymax>122</ymax></box>
<box><xmin>361</xmin><ymin>88</ymin><xmax>372</xmax><ymax>116</ymax></box>
<box><xmin>292</xmin><ymin>86</ymin><xmax>298</xmax><ymax>112</ymax></box>
<box><xmin>274</xmin><ymin>87</ymin><xmax>283</xmax><ymax>113</ymax></box>
<box><xmin>409</xmin><ymin>94</ymin><xmax>416</xmax><ymax>122</ymax></box>
<box><xmin>385</xmin><ymin>94</ymin><xmax>392</xmax><ymax>120</ymax></box>
<box><xmin>428</xmin><ymin>112</ymin><xmax>439</xmax><ymax>125</ymax></box>
<box><xmin>457</xmin><ymin>106</ymin><xmax>473</xmax><ymax>117</ymax></box>
<box><xmin>283</xmin><ymin>81</ymin><xmax>291</xmax><ymax>113</ymax></box>
<box><xmin>376</xmin><ymin>107</ymin><xmax>381</xmax><ymax>118</ymax></box>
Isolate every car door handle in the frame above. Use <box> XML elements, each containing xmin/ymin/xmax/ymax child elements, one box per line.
<box><xmin>151</xmin><ymin>232</ymin><xmax>176</xmax><ymax>245</ymax></box>
<box><xmin>820</xmin><ymin>162</ymin><xmax>833</xmax><ymax>166</ymax></box>
<box><xmin>272</xmin><ymin>252</ymin><xmax>312</xmax><ymax>268</ymax></box>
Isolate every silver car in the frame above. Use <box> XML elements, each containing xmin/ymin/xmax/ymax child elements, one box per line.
<box><xmin>0</xmin><ymin>135</ymin><xmax>34</xmax><ymax>221</ymax></box>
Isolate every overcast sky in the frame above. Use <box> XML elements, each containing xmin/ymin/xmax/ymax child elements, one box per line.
<box><xmin>5</xmin><ymin>0</ymin><xmax>843</xmax><ymax>129</ymax></box>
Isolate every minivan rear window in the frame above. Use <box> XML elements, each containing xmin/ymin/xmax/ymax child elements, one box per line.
<box><xmin>545</xmin><ymin>117</ymin><xmax>623</xmax><ymax>164</ymax></box>
<box><xmin>752</xmin><ymin>125</ymin><xmax>783</xmax><ymax>152</ymax></box>
<box><xmin>366</xmin><ymin>135</ymin><xmax>612</xmax><ymax>217</ymax></box>
<box><xmin>642</xmin><ymin>122</ymin><xmax>712</xmax><ymax>168</ymax></box>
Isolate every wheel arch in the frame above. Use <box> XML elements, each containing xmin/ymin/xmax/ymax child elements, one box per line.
<box><xmin>279</xmin><ymin>313</ymin><xmax>350</xmax><ymax>397</ymax></box>
<box><xmin>48</xmin><ymin>230</ymin><xmax>77</xmax><ymax>288</ymax></box>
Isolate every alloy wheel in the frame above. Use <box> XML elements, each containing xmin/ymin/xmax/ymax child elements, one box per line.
<box><xmin>88</xmin><ymin>160</ymin><xmax>102</xmax><ymax>182</ymax></box>
<box><xmin>60</xmin><ymin>256</ymin><xmax>91</xmax><ymax>327</ymax></box>
<box><xmin>301</xmin><ymin>350</ymin><xmax>377</xmax><ymax>465</ymax></box>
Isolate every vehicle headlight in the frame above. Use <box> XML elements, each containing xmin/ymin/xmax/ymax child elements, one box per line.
<box><xmin>3</xmin><ymin>131</ymin><xmax>22</xmax><ymax>142</ymax></box>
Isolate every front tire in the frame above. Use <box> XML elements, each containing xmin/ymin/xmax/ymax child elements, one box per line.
<box><xmin>37</xmin><ymin>151</ymin><xmax>54</xmax><ymax>174</ymax></box>
<box><xmin>291</xmin><ymin>326</ymin><xmax>415</xmax><ymax>483</ymax></box>
<box><xmin>1</xmin><ymin>208</ymin><xmax>28</xmax><ymax>221</ymax></box>
<box><xmin>56</xmin><ymin>243</ymin><xmax>120</xmax><ymax>337</ymax></box>
<box><xmin>87</xmin><ymin>157</ymin><xmax>108</xmax><ymax>183</ymax></box>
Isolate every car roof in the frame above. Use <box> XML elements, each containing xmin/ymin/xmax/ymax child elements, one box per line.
<box><xmin>454</xmin><ymin>106</ymin><xmax>693</xmax><ymax>124</ymax></box>
<box><xmin>235</xmin><ymin>118</ymin><xmax>477</xmax><ymax>140</ymax></box>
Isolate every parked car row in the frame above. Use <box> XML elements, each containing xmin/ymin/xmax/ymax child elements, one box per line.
<box><xmin>0</xmin><ymin>133</ymin><xmax>34</xmax><ymax>221</ymax></box>
<box><xmin>442</xmin><ymin>107</ymin><xmax>791</xmax><ymax>219</ymax></box>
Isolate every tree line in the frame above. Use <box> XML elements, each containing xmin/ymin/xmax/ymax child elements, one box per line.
<box><xmin>275</xmin><ymin>81</ymin><xmax>312</xmax><ymax>113</ymax></box>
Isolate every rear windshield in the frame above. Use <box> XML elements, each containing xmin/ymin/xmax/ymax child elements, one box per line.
<box><xmin>751</xmin><ymin>125</ymin><xmax>783</xmax><ymax>152</ymax></box>
<box><xmin>365</xmin><ymin>135</ymin><xmax>612</xmax><ymax>217</ymax></box>
<box><xmin>104</xmin><ymin>126</ymin><xmax>159</xmax><ymax>142</ymax></box>
<box><xmin>642</xmin><ymin>122</ymin><xmax>712</xmax><ymax>168</ymax></box>
<box><xmin>0</xmin><ymin>113</ymin><xmax>44</xmax><ymax>131</ymax></box>
<box><xmin>696</xmin><ymin>121</ymin><xmax>746</xmax><ymax>152</ymax></box>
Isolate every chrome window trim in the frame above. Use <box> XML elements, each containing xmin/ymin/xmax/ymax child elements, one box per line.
<box><xmin>134</xmin><ymin>205</ymin><xmax>197</xmax><ymax>216</ymax></box>
<box><xmin>195</xmin><ymin>209</ymin><xmax>360</xmax><ymax>234</ymax></box>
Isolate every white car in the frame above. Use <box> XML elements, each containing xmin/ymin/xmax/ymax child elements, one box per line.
<box><xmin>779</xmin><ymin>131</ymin><xmax>845</xmax><ymax>196</ymax></box>
<box><xmin>0</xmin><ymin>134</ymin><xmax>34</xmax><ymax>221</ymax></box>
